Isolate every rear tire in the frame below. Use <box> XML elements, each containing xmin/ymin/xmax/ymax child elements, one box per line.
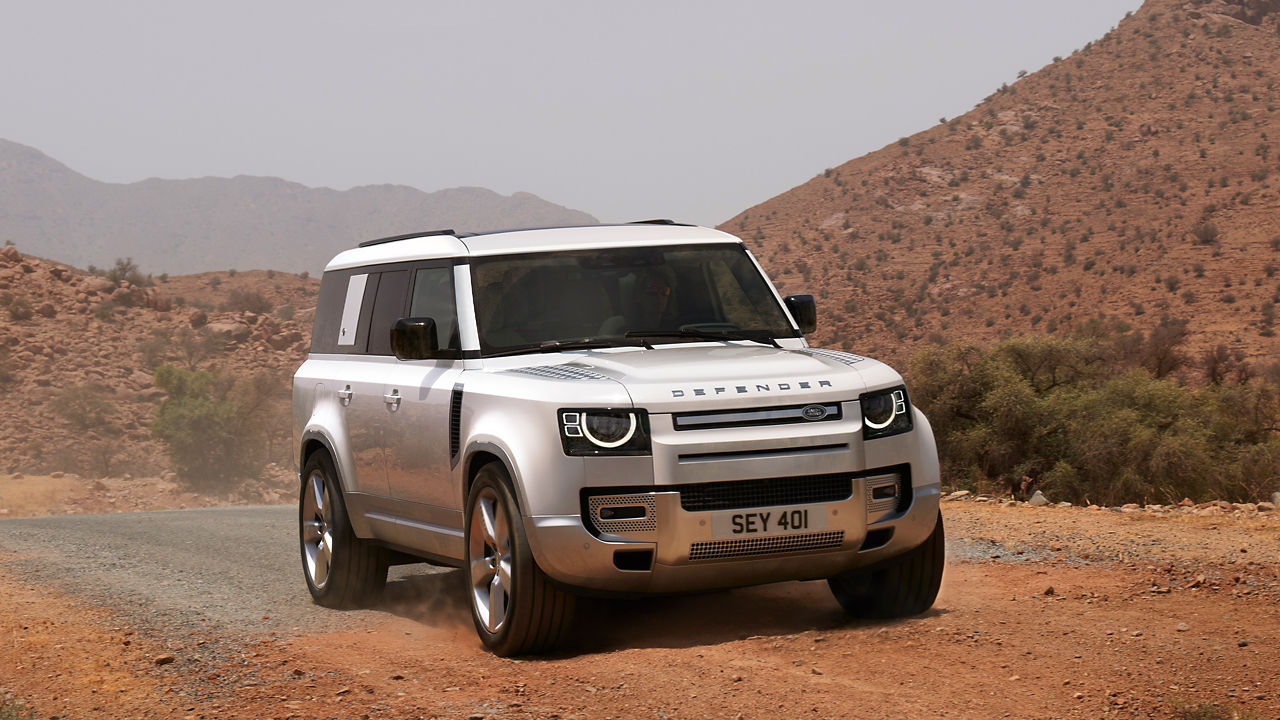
<box><xmin>828</xmin><ymin>511</ymin><xmax>944</xmax><ymax>618</ymax></box>
<box><xmin>465</xmin><ymin>462</ymin><xmax>575</xmax><ymax>656</ymax></box>
<box><xmin>299</xmin><ymin>451</ymin><xmax>387</xmax><ymax>609</ymax></box>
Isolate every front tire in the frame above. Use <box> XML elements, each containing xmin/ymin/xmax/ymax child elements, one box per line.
<box><xmin>828</xmin><ymin>511</ymin><xmax>945</xmax><ymax>618</ymax></box>
<box><xmin>465</xmin><ymin>462</ymin><xmax>574</xmax><ymax>656</ymax></box>
<box><xmin>299</xmin><ymin>451</ymin><xmax>387</xmax><ymax>608</ymax></box>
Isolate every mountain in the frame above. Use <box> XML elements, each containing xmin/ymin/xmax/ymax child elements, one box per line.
<box><xmin>0</xmin><ymin>139</ymin><xmax>597</xmax><ymax>275</ymax></box>
<box><xmin>724</xmin><ymin>0</ymin><xmax>1280</xmax><ymax>370</ymax></box>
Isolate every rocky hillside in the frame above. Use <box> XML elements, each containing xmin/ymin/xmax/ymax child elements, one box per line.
<box><xmin>0</xmin><ymin>244</ymin><xmax>316</xmax><ymax>479</ymax></box>
<box><xmin>726</xmin><ymin>0</ymin><xmax>1280</xmax><ymax>370</ymax></box>
<box><xmin>0</xmin><ymin>139</ymin><xmax>597</xmax><ymax>275</ymax></box>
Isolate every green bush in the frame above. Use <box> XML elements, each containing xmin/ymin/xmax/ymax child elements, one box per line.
<box><xmin>909</xmin><ymin>324</ymin><xmax>1280</xmax><ymax>505</ymax></box>
<box><xmin>150</xmin><ymin>365</ymin><xmax>264</xmax><ymax>491</ymax></box>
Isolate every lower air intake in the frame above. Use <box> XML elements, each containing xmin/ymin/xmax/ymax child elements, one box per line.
<box><xmin>689</xmin><ymin>531</ymin><xmax>844</xmax><ymax>562</ymax></box>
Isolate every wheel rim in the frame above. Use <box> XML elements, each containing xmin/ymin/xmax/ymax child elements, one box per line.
<box><xmin>301</xmin><ymin>470</ymin><xmax>334</xmax><ymax>590</ymax></box>
<box><xmin>469</xmin><ymin>486</ymin><xmax>513</xmax><ymax>634</ymax></box>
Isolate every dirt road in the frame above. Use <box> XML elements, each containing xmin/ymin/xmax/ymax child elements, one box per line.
<box><xmin>0</xmin><ymin>500</ymin><xmax>1277</xmax><ymax>719</ymax></box>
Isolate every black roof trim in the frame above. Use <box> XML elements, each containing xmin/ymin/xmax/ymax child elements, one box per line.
<box><xmin>358</xmin><ymin>228</ymin><xmax>468</xmax><ymax>248</ymax></box>
<box><xmin>354</xmin><ymin>221</ymin><xmax>698</xmax><ymax>249</ymax></box>
<box><xmin>629</xmin><ymin>218</ymin><xmax>693</xmax><ymax>226</ymax></box>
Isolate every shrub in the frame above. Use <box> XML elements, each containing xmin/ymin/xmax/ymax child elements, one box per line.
<box><xmin>103</xmin><ymin>257</ymin><xmax>153</xmax><ymax>287</ymax></box>
<box><xmin>53</xmin><ymin>383</ymin><xmax>115</xmax><ymax>431</ymax></box>
<box><xmin>908</xmin><ymin>322</ymin><xmax>1280</xmax><ymax>505</ymax></box>
<box><xmin>223</xmin><ymin>288</ymin><xmax>272</xmax><ymax>314</ymax></box>
<box><xmin>7</xmin><ymin>297</ymin><xmax>32</xmax><ymax>321</ymax></box>
<box><xmin>150</xmin><ymin>365</ymin><xmax>282</xmax><ymax>491</ymax></box>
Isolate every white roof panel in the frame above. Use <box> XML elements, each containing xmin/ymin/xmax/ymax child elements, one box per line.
<box><xmin>323</xmin><ymin>224</ymin><xmax>741</xmax><ymax>271</ymax></box>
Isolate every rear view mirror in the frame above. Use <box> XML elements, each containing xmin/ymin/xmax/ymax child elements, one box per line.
<box><xmin>390</xmin><ymin>317</ymin><xmax>439</xmax><ymax>360</ymax></box>
<box><xmin>784</xmin><ymin>295</ymin><xmax>817</xmax><ymax>335</ymax></box>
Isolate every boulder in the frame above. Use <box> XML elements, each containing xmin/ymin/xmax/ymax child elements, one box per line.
<box><xmin>0</xmin><ymin>245</ymin><xmax>19</xmax><ymax>263</ymax></box>
<box><xmin>205</xmin><ymin>321</ymin><xmax>250</xmax><ymax>342</ymax></box>
<box><xmin>1029</xmin><ymin>490</ymin><xmax>1050</xmax><ymax>506</ymax></box>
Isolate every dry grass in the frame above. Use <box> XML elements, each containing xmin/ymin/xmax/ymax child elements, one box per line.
<box><xmin>0</xmin><ymin>474</ymin><xmax>80</xmax><ymax>517</ymax></box>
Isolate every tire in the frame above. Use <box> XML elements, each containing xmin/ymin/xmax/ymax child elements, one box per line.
<box><xmin>299</xmin><ymin>451</ymin><xmax>387</xmax><ymax>609</ymax></box>
<box><xmin>828</xmin><ymin>511</ymin><xmax>944</xmax><ymax>618</ymax></box>
<box><xmin>465</xmin><ymin>462</ymin><xmax>575</xmax><ymax>656</ymax></box>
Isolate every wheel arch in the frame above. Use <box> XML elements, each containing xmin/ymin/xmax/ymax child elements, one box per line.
<box><xmin>462</xmin><ymin>441</ymin><xmax>525</xmax><ymax>512</ymax></box>
<box><xmin>299</xmin><ymin>428</ymin><xmax>351</xmax><ymax>495</ymax></box>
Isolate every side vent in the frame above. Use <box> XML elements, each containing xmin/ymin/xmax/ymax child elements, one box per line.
<box><xmin>449</xmin><ymin>383</ymin><xmax>464</xmax><ymax>463</ymax></box>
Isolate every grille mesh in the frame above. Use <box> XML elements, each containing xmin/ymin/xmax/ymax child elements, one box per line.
<box><xmin>798</xmin><ymin>348</ymin><xmax>866</xmax><ymax>365</ymax></box>
<box><xmin>587</xmin><ymin>493</ymin><xmax>657</xmax><ymax>534</ymax></box>
<box><xmin>679</xmin><ymin>473</ymin><xmax>854</xmax><ymax>512</ymax></box>
<box><xmin>865</xmin><ymin>474</ymin><xmax>900</xmax><ymax>515</ymax></box>
<box><xmin>689</xmin><ymin>531</ymin><xmax>845</xmax><ymax>561</ymax></box>
<box><xmin>505</xmin><ymin>364</ymin><xmax>608</xmax><ymax>381</ymax></box>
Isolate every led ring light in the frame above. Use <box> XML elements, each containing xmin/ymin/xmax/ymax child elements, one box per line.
<box><xmin>582</xmin><ymin>413</ymin><xmax>638</xmax><ymax>448</ymax></box>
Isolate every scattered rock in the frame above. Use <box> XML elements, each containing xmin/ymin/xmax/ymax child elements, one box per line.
<box><xmin>1176</xmin><ymin>622</ymin><xmax>1190</xmax><ymax>632</ymax></box>
<box><xmin>946</xmin><ymin>490</ymin><xmax>971</xmax><ymax>500</ymax></box>
<box><xmin>1258</xmin><ymin>502</ymin><xmax>1275</xmax><ymax>512</ymax></box>
<box><xmin>153</xmin><ymin>654</ymin><xmax>176</xmax><ymax>666</ymax></box>
<box><xmin>1272</xmin><ymin>491</ymin><xmax>1280</xmax><ymax>507</ymax></box>
<box><xmin>1029</xmin><ymin>490</ymin><xmax>1050</xmax><ymax>507</ymax></box>
<box><xmin>0</xmin><ymin>245</ymin><xmax>19</xmax><ymax>263</ymax></box>
<box><xmin>1238</xmin><ymin>639</ymin><xmax>1249</xmax><ymax>648</ymax></box>
<box><xmin>1044</xmin><ymin>586</ymin><xmax>1055</xmax><ymax>596</ymax></box>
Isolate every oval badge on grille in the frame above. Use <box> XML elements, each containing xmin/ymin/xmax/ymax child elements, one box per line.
<box><xmin>801</xmin><ymin>404</ymin><xmax>829</xmax><ymax>421</ymax></box>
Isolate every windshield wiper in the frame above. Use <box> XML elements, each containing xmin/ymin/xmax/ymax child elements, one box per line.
<box><xmin>485</xmin><ymin>337</ymin><xmax>652</xmax><ymax>358</ymax></box>
<box><xmin>625</xmin><ymin>329</ymin><xmax>781</xmax><ymax>348</ymax></box>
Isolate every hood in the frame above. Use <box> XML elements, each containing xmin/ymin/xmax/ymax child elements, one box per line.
<box><xmin>562</xmin><ymin>344</ymin><xmax>901</xmax><ymax>411</ymax></box>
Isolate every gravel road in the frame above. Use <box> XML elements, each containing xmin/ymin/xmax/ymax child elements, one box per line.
<box><xmin>0</xmin><ymin>505</ymin><xmax>446</xmax><ymax>640</ymax></box>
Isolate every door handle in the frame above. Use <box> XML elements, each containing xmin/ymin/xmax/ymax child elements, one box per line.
<box><xmin>337</xmin><ymin>386</ymin><xmax>352</xmax><ymax>406</ymax></box>
<box><xmin>383</xmin><ymin>389</ymin><xmax>401</xmax><ymax>409</ymax></box>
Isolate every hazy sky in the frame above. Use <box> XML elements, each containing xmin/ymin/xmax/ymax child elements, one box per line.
<box><xmin>2</xmin><ymin>1</ymin><xmax>1143</xmax><ymax>227</ymax></box>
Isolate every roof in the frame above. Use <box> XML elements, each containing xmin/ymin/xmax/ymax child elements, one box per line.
<box><xmin>323</xmin><ymin>223</ymin><xmax>743</xmax><ymax>272</ymax></box>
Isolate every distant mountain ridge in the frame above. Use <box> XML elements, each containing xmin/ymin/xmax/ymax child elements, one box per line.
<box><xmin>0</xmin><ymin>139</ymin><xmax>597</xmax><ymax>274</ymax></box>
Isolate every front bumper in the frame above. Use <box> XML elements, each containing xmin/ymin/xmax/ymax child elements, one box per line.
<box><xmin>528</xmin><ymin>468</ymin><xmax>941</xmax><ymax>595</ymax></box>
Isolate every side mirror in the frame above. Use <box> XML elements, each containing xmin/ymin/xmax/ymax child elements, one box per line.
<box><xmin>784</xmin><ymin>295</ymin><xmax>817</xmax><ymax>335</ymax></box>
<box><xmin>390</xmin><ymin>317</ymin><xmax>439</xmax><ymax>360</ymax></box>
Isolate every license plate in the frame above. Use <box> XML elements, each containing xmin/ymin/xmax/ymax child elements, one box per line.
<box><xmin>710</xmin><ymin>504</ymin><xmax>827</xmax><ymax>538</ymax></box>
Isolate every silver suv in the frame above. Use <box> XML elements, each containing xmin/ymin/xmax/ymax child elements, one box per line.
<box><xmin>293</xmin><ymin>222</ymin><xmax>943</xmax><ymax>655</ymax></box>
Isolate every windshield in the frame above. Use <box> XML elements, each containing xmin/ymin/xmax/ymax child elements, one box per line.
<box><xmin>470</xmin><ymin>243</ymin><xmax>798</xmax><ymax>356</ymax></box>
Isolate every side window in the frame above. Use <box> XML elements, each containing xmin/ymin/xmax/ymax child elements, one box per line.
<box><xmin>366</xmin><ymin>270</ymin><xmax>410</xmax><ymax>356</ymax></box>
<box><xmin>310</xmin><ymin>269</ymin><xmax>351</xmax><ymax>353</ymax></box>
<box><xmin>409</xmin><ymin>266</ymin><xmax>461</xmax><ymax>357</ymax></box>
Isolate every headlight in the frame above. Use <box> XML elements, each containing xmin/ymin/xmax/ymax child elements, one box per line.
<box><xmin>560</xmin><ymin>409</ymin><xmax>651</xmax><ymax>456</ymax></box>
<box><xmin>859</xmin><ymin>386</ymin><xmax>913</xmax><ymax>440</ymax></box>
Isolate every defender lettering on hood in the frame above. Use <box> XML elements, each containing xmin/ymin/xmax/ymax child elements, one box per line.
<box><xmin>671</xmin><ymin>379</ymin><xmax>834</xmax><ymax>398</ymax></box>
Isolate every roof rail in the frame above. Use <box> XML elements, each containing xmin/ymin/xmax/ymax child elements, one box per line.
<box><xmin>358</xmin><ymin>229</ymin><xmax>459</xmax><ymax>248</ymax></box>
<box><xmin>629</xmin><ymin>218</ymin><xmax>692</xmax><ymax>226</ymax></box>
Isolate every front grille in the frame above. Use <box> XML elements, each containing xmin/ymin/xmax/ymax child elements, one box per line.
<box><xmin>678</xmin><ymin>473</ymin><xmax>854</xmax><ymax>512</ymax></box>
<box><xmin>689</xmin><ymin>531</ymin><xmax>845</xmax><ymax>561</ymax></box>
<box><xmin>673</xmin><ymin>402</ymin><xmax>844</xmax><ymax>431</ymax></box>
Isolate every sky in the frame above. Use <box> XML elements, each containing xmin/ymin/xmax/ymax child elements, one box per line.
<box><xmin>1</xmin><ymin>1</ymin><xmax>1144</xmax><ymax>228</ymax></box>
